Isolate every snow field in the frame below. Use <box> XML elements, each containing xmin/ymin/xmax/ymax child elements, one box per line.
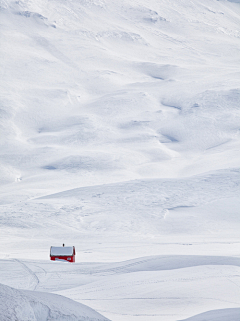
<box><xmin>0</xmin><ymin>283</ymin><xmax>110</xmax><ymax>321</ymax></box>
<box><xmin>0</xmin><ymin>256</ymin><xmax>240</xmax><ymax>321</ymax></box>
<box><xmin>0</xmin><ymin>0</ymin><xmax>240</xmax><ymax>320</ymax></box>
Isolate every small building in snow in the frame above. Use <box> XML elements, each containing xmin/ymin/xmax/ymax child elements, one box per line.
<box><xmin>50</xmin><ymin>245</ymin><xmax>76</xmax><ymax>262</ymax></box>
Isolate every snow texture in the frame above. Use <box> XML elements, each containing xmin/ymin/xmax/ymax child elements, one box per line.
<box><xmin>178</xmin><ymin>308</ymin><xmax>240</xmax><ymax>321</ymax></box>
<box><xmin>0</xmin><ymin>283</ymin><xmax>110</xmax><ymax>321</ymax></box>
<box><xmin>0</xmin><ymin>0</ymin><xmax>240</xmax><ymax>320</ymax></box>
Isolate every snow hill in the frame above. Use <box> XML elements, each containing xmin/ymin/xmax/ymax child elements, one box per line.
<box><xmin>0</xmin><ymin>0</ymin><xmax>240</xmax><ymax>320</ymax></box>
<box><xmin>0</xmin><ymin>283</ymin><xmax>110</xmax><ymax>321</ymax></box>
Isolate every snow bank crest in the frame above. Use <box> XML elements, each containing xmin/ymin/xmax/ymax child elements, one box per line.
<box><xmin>0</xmin><ymin>283</ymin><xmax>110</xmax><ymax>321</ymax></box>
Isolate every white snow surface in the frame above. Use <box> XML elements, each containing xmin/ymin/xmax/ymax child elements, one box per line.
<box><xmin>0</xmin><ymin>283</ymin><xmax>110</xmax><ymax>321</ymax></box>
<box><xmin>0</xmin><ymin>0</ymin><xmax>240</xmax><ymax>320</ymax></box>
<box><xmin>179</xmin><ymin>308</ymin><xmax>240</xmax><ymax>321</ymax></box>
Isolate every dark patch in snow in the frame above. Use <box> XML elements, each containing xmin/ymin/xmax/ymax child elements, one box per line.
<box><xmin>151</xmin><ymin>76</ymin><xmax>164</xmax><ymax>80</ymax></box>
<box><xmin>161</xmin><ymin>101</ymin><xmax>182</xmax><ymax>110</ymax></box>
<box><xmin>168</xmin><ymin>206</ymin><xmax>195</xmax><ymax>211</ymax></box>
<box><xmin>192</xmin><ymin>103</ymin><xmax>200</xmax><ymax>108</ymax></box>
<box><xmin>16</xmin><ymin>11</ymin><xmax>47</xmax><ymax>20</ymax></box>
<box><xmin>42</xmin><ymin>166</ymin><xmax>57</xmax><ymax>170</ymax></box>
<box><xmin>160</xmin><ymin>134</ymin><xmax>179</xmax><ymax>143</ymax></box>
<box><xmin>42</xmin><ymin>155</ymin><xmax>119</xmax><ymax>173</ymax></box>
<box><xmin>136</xmin><ymin>63</ymin><xmax>179</xmax><ymax>80</ymax></box>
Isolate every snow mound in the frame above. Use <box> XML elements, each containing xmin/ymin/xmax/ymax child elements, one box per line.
<box><xmin>0</xmin><ymin>283</ymin><xmax>110</xmax><ymax>321</ymax></box>
<box><xmin>178</xmin><ymin>308</ymin><xmax>240</xmax><ymax>321</ymax></box>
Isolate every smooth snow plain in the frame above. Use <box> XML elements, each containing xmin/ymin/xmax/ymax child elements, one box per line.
<box><xmin>0</xmin><ymin>0</ymin><xmax>240</xmax><ymax>320</ymax></box>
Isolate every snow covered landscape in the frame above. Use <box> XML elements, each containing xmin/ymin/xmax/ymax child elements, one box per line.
<box><xmin>0</xmin><ymin>0</ymin><xmax>240</xmax><ymax>320</ymax></box>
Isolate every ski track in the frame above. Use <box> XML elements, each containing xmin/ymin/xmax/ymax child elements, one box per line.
<box><xmin>14</xmin><ymin>259</ymin><xmax>40</xmax><ymax>291</ymax></box>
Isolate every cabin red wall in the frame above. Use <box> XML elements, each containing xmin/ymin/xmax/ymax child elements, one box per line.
<box><xmin>50</xmin><ymin>255</ymin><xmax>75</xmax><ymax>262</ymax></box>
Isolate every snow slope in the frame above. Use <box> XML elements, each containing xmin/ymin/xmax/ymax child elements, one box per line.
<box><xmin>0</xmin><ymin>256</ymin><xmax>240</xmax><ymax>321</ymax></box>
<box><xmin>0</xmin><ymin>283</ymin><xmax>110</xmax><ymax>321</ymax></box>
<box><xmin>0</xmin><ymin>0</ymin><xmax>240</xmax><ymax>320</ymax></box>
<box><xmin>179</xmin><ymin>308</ymin><xmax>240</xmax><ymax>321</ymax></box>
<box><xmin>1</xmin><ymin>0</ymin><xmax>240</xmax><ymax>196</ymax></box>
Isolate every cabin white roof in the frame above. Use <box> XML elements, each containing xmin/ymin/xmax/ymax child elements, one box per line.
<box><xmin>50</xmin><ymin>246</ymin><xmax>74</xmax><ymax>256</ymax></box>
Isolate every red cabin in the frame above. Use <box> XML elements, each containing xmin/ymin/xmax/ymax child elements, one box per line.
<box><xmin>50</xmin><ymin>245</ymin><xmax>76</xmax><ymax>262</ymax></box>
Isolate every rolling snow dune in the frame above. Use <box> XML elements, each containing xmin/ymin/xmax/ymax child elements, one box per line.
<box><xmin>0</xmin><ymin>283</ymin><xmax>110</xmax><ymax>321</ymax></box>
<box><xmin>178</xmin><ymin>308</ymin><xmax>240</xmax><ymax>321</ymax></box>
<box><xmin>0</xmin><ymin>256</ymin><xmax>239</xmax><ymax>321</ymax></box>
<box><xmin>1</xmin><ymin>255</ymin><xmax>240</xmax><ymax>291</ymax></box>
<box><xmin>1</xmin><ymin>0</ymin><xmax>240</xmax><ymax>320</ymax></box>
<box><xmin>1</xmin><ymin>0</ymin><xmax>240</xmax><ymax>193</ymax></box>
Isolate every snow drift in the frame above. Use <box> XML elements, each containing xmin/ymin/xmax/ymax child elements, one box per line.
<box><xmin>179</xmin><ymin>308</ymin><xmax>240</xmax><ymax>321</ymax></box>
<box><xmin>0</xmin><ymin>283</ymin><xmax>110</xmax><ymax>321</ymax></box>
<box><xmin>0</xmin><ymin>0</ymin><xmax>240</xmax><ymax>320</ymax></box>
